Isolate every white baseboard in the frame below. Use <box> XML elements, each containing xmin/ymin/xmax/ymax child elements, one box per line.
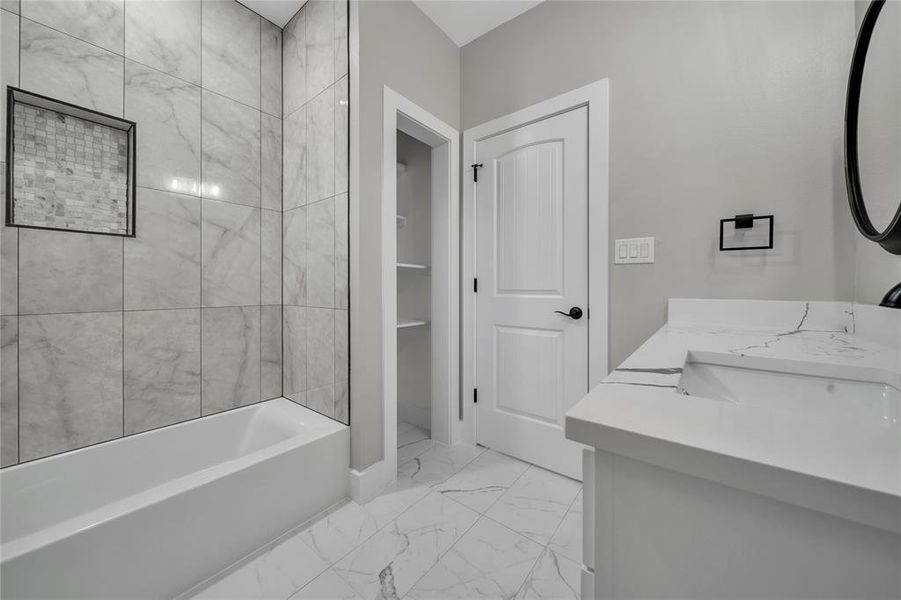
<box><xmin>348</xmin><ymin>459</ymin><xmax>396</xmax><ymax>504</ymax></box>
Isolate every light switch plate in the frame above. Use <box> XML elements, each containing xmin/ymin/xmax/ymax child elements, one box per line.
<box><xmin>614</xmin><ymin>237</ymin><xmax>655</xmax><ymax>264</ymax></box>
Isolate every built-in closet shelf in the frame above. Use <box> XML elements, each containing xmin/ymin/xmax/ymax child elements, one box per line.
<box><xmin>396</xmin><ymin>215</ymin><xmax>407</xmax><ymax>228</ymax></box>
<box><xmin>397</xmin><ymin>318</ymin><xmax>429</xmax><ymax>329</ymax></box>
<box><xmin>397</xmin><ymin>262</ymin><xmax>430</xmax><ymax>272</ymax></box>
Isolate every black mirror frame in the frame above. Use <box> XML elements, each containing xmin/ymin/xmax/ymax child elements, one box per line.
<box><xmin>844</xmin><ymin>0</ymin><xmax>901</xmax><ymax>255</ymax></box>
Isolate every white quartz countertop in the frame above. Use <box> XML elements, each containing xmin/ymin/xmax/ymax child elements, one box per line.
<box><xmin>566</xmin><ymin>299</ymin><xmax>901</xmax><ymax>530</ymax></box>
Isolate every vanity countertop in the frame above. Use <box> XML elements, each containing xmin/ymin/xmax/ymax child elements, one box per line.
<box><xmin>566</xmin><ymin>299</ymin><xmax>901</xmax><ymax>532</ymax></box>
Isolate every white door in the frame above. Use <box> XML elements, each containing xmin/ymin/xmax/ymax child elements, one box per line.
<box><xmin>474</xmin><ymin>107</ymin><xmax>588</xmax><ymax>479</ymax></box>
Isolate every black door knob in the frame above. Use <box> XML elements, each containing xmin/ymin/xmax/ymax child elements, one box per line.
<box><xmin>554</xmin><ymin>307</ymin><xmax>583</xmax><ymax>320</ymax></box>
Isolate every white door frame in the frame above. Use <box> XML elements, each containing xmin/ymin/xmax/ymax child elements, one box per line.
<box><xmin>461</xmin><ymin>79</ymin><xmax>610</xmax><ymax>447</ymax></box>
<box><xmin>372</xmin><ymin>87</ymin><xmax>460</xmax><ymax>496</ymax></box>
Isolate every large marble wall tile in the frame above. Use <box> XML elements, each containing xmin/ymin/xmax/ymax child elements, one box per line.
<box><xmin>202</xmin><ymin>306</ymin><xmax>261</xmax><ymax>414</ymax></box>
<box><xmin>306</xmin><ymin>198</ymin><xmax>335</xmax><ymax>308</ymax></box>
<box><xmin>335</xmin><ymin>192</ymin><xmax>348</xmax><ymax>309</ymax></box>
<box><xmin>261</xmin><ymin>209</ymin><xmax>282</xmax><ymax>305</ymax></box>
<box><xmin>201</xmin><ymin>199</ymin><xmax>261</xmax><ymax>307</ymax></box>
<box><xmin>306</xmin><ymin>86</ymin><xmax>335</xmax><ymax>204</ymax></box>
<box><xmin>306</xmin><ymin>385</ymin><xmax>335</xmax><ymax>419</ymax></box>
<box><xmin>201</xmin><ymin>91</ymin><xmax>261</xmax><ymax>207</ymax></box>
<box><xmin>19</xmin><ymin>228</ymin><xmax>123</xmax><ymax>314</ymax></box>
<box><xmin>124</xmin><ymin>0</ymin><xmax>201</xmax><ymax>84</ymax></box>
<box><xmin>334</xmin><ymin>381</ymin><xmax>348</xmax><ymax>424</ymax></box>
<box><xmin>125</xmin><ymin>188</ymin><xmax>200</xmax><ymax>310</ymax></box>
<box><xmin>21</xmin><ymin>0</ymin><xmax>124</xmax><ymax>53</ymax></box>
<box><xmin>124</xmin><ymin>309</ymin><xmax>200</xmax><ymax>434</ymax></box>
<box><xmin>1</xmin><ymin>9</ymin><xmax>19</xmax><ymax>163</ymax></box>
<box><xmin>261</xmin><ymin>19</ymin><xmax>282</xmax><ymax>117</ymax></box>
<box><xmin>282</xmin><ymin>8</ymin><xmax>306</xmax><ymax>118</ymax></box>
<box><xmin>1</xmin><ymin>0</ymin><xmax>19</xmax><ymax>14</ymax></box>
<box><xmin>335</xmin><ymin>76</ymin><xmax>349</xmax><ymax>196</ymax></box>
<box><xmin>261</xmin><ymin>305</ymin><xmax>282</xmax><ymax>400</ymax></box>
<box><xmin>304</xmin><ymin>0</ymin><xmax>333</xmax><ymax>103</ymax></box>
<box><xmin>283</xmin><ymin>305</ymin><xmax>306</xmax><ymax>402</ymax></box>
<box><xmin>261</xmin><ymin>113</ymin><xmax>283</xmax><ymax>211</ymax></box>
<box><xmin>283</xmin><ymin>206</ymin><xmax>307</xmax><ymax>306</ymax></box>
<box><xmin>334</xmin><ymin>0</ymin><xmax>347</xmax><ymax>80</ymax></box>
<box><xmin>201</xmin><ymin>0</ymin><xmax>260</xmax><ymax>109</ymax></box>
<box><xmin>335</xmin><ymin>309</ymin><xmax>348</xmax><ymax>383</ymax></box>
<box><xmin>1</xmin><ymin>316</ymin><xmax>18</xmax><ymax>467</ymax></box>
<box><xmin>19</xmin><ymin>312</ymin><xmax>122</xmax><ymax>462</ymax></box>
<box><xmin>283</xmin><ymin>105</ymin><xmax>306</xmax><ymax>210</ymax></box>
<box><xmin>20</xmin><ymin>19</ymin><xmax>124</xmax><ymax>117</ymax></box>
<box><xmin>307</xmin><ymin>307</ymin><xmax>334</xmax><ymax>390</ymax></box>
<box><xmin>125</xmin><ymin>60</ymin><xmax>201</xmax><ymax>195</ymax></box>
<box><xmin>1</xmin><ymin>163</ymin><xmax>18</xmax><ymax>316</ymax></box>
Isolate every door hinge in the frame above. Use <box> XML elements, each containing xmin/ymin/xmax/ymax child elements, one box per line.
<box><xmin>471</xmin><ymin>163</ymin><xmax>483</xmax><ymax>183</ymax></box>
<box><xmin>473</xmin><ymin>278</ymin><xmax>478</xmax><ymax>293</ymax></box>
<box><xmin>473</xmin><ymin>388</ymin><xmax>478</xmax><ymax>403</ymax></box>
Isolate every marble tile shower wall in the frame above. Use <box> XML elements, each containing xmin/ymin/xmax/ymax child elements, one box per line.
<box><xmin>281</xmin><ymin>0</ymin><xmax>349</xmax><ymax>424</ymax></box>
<box><xmin>0</xmin><ymin>0</ymin><xmax>299</xmax><ymax>467</ymax></box>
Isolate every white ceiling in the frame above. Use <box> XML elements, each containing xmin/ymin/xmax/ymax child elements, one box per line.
<box><xmin>238</xmin><ymin>0</ymin><xmax>305</xmax><ymax>28</ymax></box>
<box><xmin>413</xmin><ymin>0</ymin><xmax>545</xmax><ymax>47</ymax></box>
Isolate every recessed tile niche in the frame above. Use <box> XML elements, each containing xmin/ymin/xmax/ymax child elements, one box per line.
<box><xmin>5</xmin><ymin>88</ymin><xmax>136</xmax><ymax>237</ymax></box>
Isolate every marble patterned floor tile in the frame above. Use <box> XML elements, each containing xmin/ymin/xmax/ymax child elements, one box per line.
<box><xmin>124</xmin><ymin>0</ymin><xmax>201</xmax><ymax>84</ymax></box>
<box><xmin>433</xmin><ymin>450</ymin><xmax>531</xmax><ymax>514</ymax></box>
<box><xmin>290</xmin><ymin>568</ymin><xmax>361</xmax><ymax>600</ymax></box>
<box><xmin>282</xmin><ymin>6</ymin><xmax>306</xmax><ymax>118</ymax></box>
<box><xmin>305</xmin><ymin>87</ymin><xmax>334</xmax><ymax>204</ymax></box>
<box><xmin>396</xmin><ymin>443</ymin><xmax>486</xmax><ymax>490</ymax></box>
<box><xmin>201</xmin><ymin>90</ymin><xmax>261</xmax><ymax>207</ymax></box>
<box><xmin>548</xmin><ymin>490</ymin><xmax>583</xmax><ymax>565</ymax></box>
<box><xmin>20</xmin><ymin>18</ymin><xmax>124</xmax><ymax>117</ymax></box>
<box><xmin>201</xmin><ymin>306</ymin><xmax>261</xmax><ymax>415</ymax></box>
<box><xmin>18</xmin><ymin>312</ymin><xmax>123</xmax><ymax>462</ymax></box>
<box><xmin>333</xmin><ymin>492</ymin><xmax>479</xmax><ymax>600</ymax></box>
<box><xmin>397</xmin><ymin>423</ymin><xmax>434</xmax><ymax>466</ymax></box>
<box><xmin>201</xmin><ymin>0</ymin><xmax>260</xmax><ymax>108</ymax></box>
<box><xmin>513</xmin><ymin>549</ymin><xmax>581</xmax><ymax>600</ymax></box>
<box><xmin>192</xmin><ymin>530</ymin><xmax>330</xmax><ymax>600</ymax></box>
<box><xmin>19</xmin><ymin>228</ymin><xmax>122</xmax><ymax>315</ymax></box>
<box><xmin>283</xmin><ymin>206</ymin><xmax>307</xmax><ymax>305</ymax></box>
<box><xmin>1</xmin><ymin>316</ymin><xmax>18</xmax><ymax>467</ymax></box>
<box><xmin>262</xmin><ymin>208</ymin><xmax>282</xmax><ymax>305</ymax></box>
<box><xmin>201</xmin><ymin>199</ymin><xmax>261</xmax><ymax>307</ymax></box>
<box><xmin>124</xmin><ymin>309</ymin><xmax>201</xmax><ymax>435</ymax></box>
<box><xmin>261</xmin><ymin>18</ymin><xmax>282</xmax><ymax>117</ymax></box>
<box><xmin>485</xmin><ymin>465</ymin><xmax>581</xmax><ymax>546</ymax></box>
<box><xmin>283</xmin><ymin>106</ymin><xmax>307</xmax><ymax>210</ymax></box>
<box><xmin>306</xmin><ymin>307</ymin><xmax>335</xmax><ymax>390</ymax></box>
<box><xmin>262</xmin><ymin>113</ymin><xmax>283</xmax><ymax>212</ymax></box>
<box><xmin>261</xmin><ymin>305</ymin><xmax>282</xmax><ymax>400</ymax></box>
<box><xmin>125</xmin><ymin>60</ymin><xmax>201</xmax><ymax>197</ymax></box>
<box><xmin>22</xmin><ymin>0</ymin><xmax>124</xmax><ymax>54</ymax></box>
<box><xmin>125</xmin><ymin>188</ymin><xmax>201</xmax><ymax>310</ymax></box>
<box><xmin>306</xmin><ymin>197</ymin><xmax>335</xmax><ymax>308</ymax></box>
<box><xmin>406</xmin><ymin>515</ymin><xmax>543</xmax><ymax>600</ymax></box>
<box><xmin>283</xmin><ymin>305</ymin><xmax>307</xmax><ymax>401</ymax></box>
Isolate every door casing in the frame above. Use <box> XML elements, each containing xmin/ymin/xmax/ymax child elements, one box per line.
<box><xmin>461</xmin><ymin>80</ymin><xmax>610</xmax><ymax>451</ymax></box>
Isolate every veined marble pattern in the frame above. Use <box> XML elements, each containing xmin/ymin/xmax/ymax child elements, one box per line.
<box><xmin>0</xmin><ymin>163</ymin><xmax>18</xmax><ymax>315</ymax></box>
<box><xmin>124</xmin><ymin>309</ymin><xmax>201</xmax><ymax>434</ymax></box>
<box><xmin>335</xmin><ymin>193</ymin><xmax>349</xmax><ymax>309</ymax></box>
<box><xmin>1</xmin><ymin>316</ymin><xmax>18</xmax><ymax>467</ymax></box>
<box><xmin>125</xmin><ymin>60</ymin><xmax>201</xmax><ymax>196</ymax></box>
<box><xmin>335</xmin><ymin>308</ymin><xmax>349</xmax><ymax>382</ymax></box>
<box><xmin>283</xmin><ymin>305</ymin><xmax>307</xmax><ymax>401</ymax></box>
<box><xmin>261</xmin><ymin>18</ymin><xmax>282</xmax><ymax>117</ymax></box>
<box><xmin>18</xmin><ymin>312</ymin><xmax>123</xmax><ymax>462</ymax></box>
<box><xmin>22</xmin><ymin>0</ymin><xmax>123</xmax><ymax>53</ymax></box>
<box><xmin>307</xmin><ymin>197</ymin><xmax>335</xmax><ymax>308</ymax></box>
<box><xmin>201</xmin><ymin>91</ymin><xmax>261</xmax><ymax>207</ymax></box>
<box><xmin>201</xmin><ymin>199</ymin><xmax>261</xmax><ymax>307</ymax></box>
<box><xmin>304</xmin><ymin>0</ymin><xmax>334</xmax><ymax>103</ymax></box>
<box><xmin>20</xmin><ymin>18</ymin><xmax>124</xmax><ymax>117</ymax></box>
<box><xmin>306</xmin><ymin>385</ymin><xmax>336</xmax><ymax>419</ymax></box>
<box><xmin>19</xmin><ymin>227</ymin><xmax>122</xmax><ymax>315</ymax></box>
<box><xmin>124</xmin><ymin>0</ymin><xmax>201</xmax><ymax>84</ymax></box>
<box><xmin>306</xmin><ymin>307</ymin><xmax>335</xmax><ymax>390</ymax></box>
<box><xmin>262</xmin><ymin>113</ymin><xmax>283</xmax><ymax>212</ymax></box>
<box><xmin>188</xmin><ymin>445</ymin><xmax>583</xmax><ymax>600</ymax></box>
<box><xmin>283</xmin><ymin>105</ymin><xmax>307</xmax><ymax>210</ymax></box>
<box><xmin>283</xmin><ymin>206</ymin><xmax>307</xmax><ymax>305</ymax></box>
<box><xmin>434</xmin><ymin>449</ymin><xmax>531</xmax><ymax>513</ymax></box>
<box><xmin>261</xmin><ymin>209</ymin><xmax>282</xmax><ymax>306</ymax></box>
<box><xmin>125</xmin><ymin>188</ymin><xmax>201</xmax><ymax>310</ymax></box>
<box><xmin>306</xmin><ymin>87</ymin><xmax>335</xmax><ymax>204</ymax></box>
<box><xmin>201</xmin><ymin>306</ymin><xmax>261</xmax><ymax>415</ymax></box>
<box><xmin>548</xmin><ymin>490</ymin><xmax>582</xmax><ymax>564</ymax></box>
<box><xmin>201</xmin><ymin>0</ymin><xmax>260</xmax><ymax>109</ymax></box>
<box><xmin>335</xmin><ymin>76</ymin><xmax>349</xmax><ymax>196</ymax></box>
<box><xmin>2</xmin><ymin>9</ymin><xmax>20</xmax><ymax>164</ymax></box>
<box><xmin>282</xmin><ymin>8</ymin><xmax>306</xmax><ymax>118</ymax></box>
<box><xmin>334</xmin><ymin>0</ymin><xmax>348</xmax><ymax>81</ymax></box>
<box><xmin>261</xmin><ymin>305</ymin><xmax>282</xmax><ymax>400</ymax></box>
<box><xmin>397</xmin><ymin>422</ymin><xmax>435</xmax><ymax>466</ymax></box>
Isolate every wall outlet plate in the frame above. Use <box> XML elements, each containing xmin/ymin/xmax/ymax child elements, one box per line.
<box><xmin>615</xmin><ymin>237</ymin><xmax>655</xmax><ymax>264</ymax></box>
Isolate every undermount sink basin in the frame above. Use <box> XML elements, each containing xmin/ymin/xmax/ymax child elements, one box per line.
<box><xmin>678</xmin><ymin>351</ymin><xmax>901</xmax><ymax>426</ymax></box>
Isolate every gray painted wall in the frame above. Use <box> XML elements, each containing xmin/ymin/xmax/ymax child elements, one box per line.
<box><xmin>353</xmin><ymin>0</ymin><xmax>460</xmax><ymax>469</ymax></box>
<box><xmin>461</xmin><ymin>0</ymin><xmax>859</xmax><ymax>368</ymax></box>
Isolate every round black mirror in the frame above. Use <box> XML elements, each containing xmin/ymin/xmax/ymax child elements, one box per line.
<box><xmin>845</xmin><ymin>0</ymin><xmax>901</xmax><ymax>255</ymax></box>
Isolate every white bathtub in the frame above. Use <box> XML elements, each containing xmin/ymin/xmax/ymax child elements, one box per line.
<box><xmin>1</xmin><ymin>398</ymin><xmax>349</xmax><ymax>599</ymax></box>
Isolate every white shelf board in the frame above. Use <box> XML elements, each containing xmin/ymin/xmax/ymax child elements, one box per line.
<box><xmin>397</xmin><ymin>318</ymin><xmax>429</xmax><ymax>329</ymax></box>
<box><xmin>397</xmin><ymin>262</ymin><xmax>430</xmax><ymax>271</ymax></box>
